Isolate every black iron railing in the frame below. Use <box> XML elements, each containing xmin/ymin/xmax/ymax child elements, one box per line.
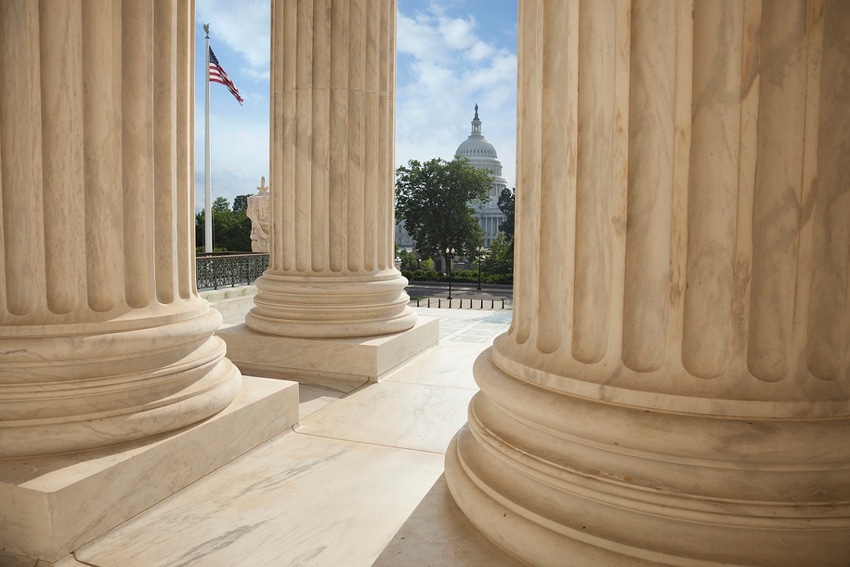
<box><xmin>196</xmin><ymin>253</ymin><xmax>269</xmax><ymax>290</ymax></box>
<box><xmin>411</xmin><ymin>297</ymin><xmax>509</xmax><ymax>310</ymax></box>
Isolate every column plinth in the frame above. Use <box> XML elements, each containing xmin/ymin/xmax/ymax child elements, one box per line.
<box><xmin>0</xmin><ymin>1</ymin><xmax>241</xmax><ymax>457</ymax></box>
<box><xmin>445</xmin><ymin>1</ymin><xmax>850</xmax><ymax>565</ymax></box>
<box><xmin>249</xmin><ymin>273</ymin><xmax>415</xmax><ymax>338</ymax></box>
<box><xmin>1</xmin><ymin>304</ymin><xmax>239</xmax><ymax>458</ymax></box>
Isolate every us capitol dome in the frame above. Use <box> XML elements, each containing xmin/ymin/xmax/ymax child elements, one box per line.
<box><xmin>454</xmin><ymin>104</ymin><xmax>508</xmax><ymax>248</ymax></box>
<box><xmin>395</xmin><ymin>105</ymin><xmax>508</xmax><ymax>252</ymax></box>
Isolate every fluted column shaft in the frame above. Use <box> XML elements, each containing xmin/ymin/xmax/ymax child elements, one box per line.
<box><xmin>0</xmin><ymin>0</ymin><xmax>241</xmax><ymax>458</ymax></box>
<box><xmin>446</xmin><ymin>1</ymin><xmax>850</xmax><ymax>565</ymax></box>
<box><xmin>247</xmin><ymin>0</ymin><xmax>415</xmax><ymax>338</ymax></box>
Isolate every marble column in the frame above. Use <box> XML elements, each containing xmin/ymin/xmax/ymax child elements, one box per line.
<box><xmin>445</xmin><ymin>1</ymin><xmax>850</xmax><ymax>565</ymax></box>
<box><xmin>0</xmin><ymin>0</ymin><xmax>241</xmax><ymax>458</ymax></box>
<box><xmin>247</xmin><ymin>0</ymin><xmax>415</xmax><ymax>338</ymax></box>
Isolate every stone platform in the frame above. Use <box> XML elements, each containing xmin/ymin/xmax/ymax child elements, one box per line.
<box><xmin>1</xmin><ymin>307</ymin><xmax>517</xmax><ymax>566</ymax></box>
<box><xmin>0</xmin><ymin>376</ymin><xmax>299</xmax><ymax>566</ymax></box>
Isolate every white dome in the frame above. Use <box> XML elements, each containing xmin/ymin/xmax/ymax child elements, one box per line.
<box><xmin>453</xmin><ymin>105</ymin><xmax>508</xmax><ymax>249</ymax></box>
<box><xmin>454</xmin><ymin>105</ymin><xmax>505</xmax><ymax>178</ymax></box>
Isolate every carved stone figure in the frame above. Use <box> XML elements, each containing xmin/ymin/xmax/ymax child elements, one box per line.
<box><xmin>247</xmin><ymin>177</ymin><xmax>270</xmax><ymax>253</ymax></box>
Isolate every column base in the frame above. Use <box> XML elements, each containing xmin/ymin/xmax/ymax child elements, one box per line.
<box><xmin>445</xmin><ymin>348</ymin><xmax>850</xmax><ymax>567</ymax></box>
<box><xmin>0</xmin><ymin>306</ymin><xmax>243</xmax><ymax>458</ymax></box>
<box><xmin>218</xmin><ymin>317</ymin><xmax>439</xmax><ymax>383</ymax></box>
<box><xmin>246</xmin><ymin>273</ymin><xmax>417</xmax><ymax>338</ymax></box>
<box><xmin>0</xmin><ymin>376</ymin><xmax>299</xmax><ymax>565</ymax></box>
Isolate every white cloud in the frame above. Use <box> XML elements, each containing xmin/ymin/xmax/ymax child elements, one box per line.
<box><xmin>193</xmin><ymin>106</ymin><xmax>269</xmax><ymax>212</ymax></box>
<box><xmin>193</xmin><ymin>0</ymin><xmax>519</xmax><ymax>215</ymax></box>
<box><xmin>395</xmin><ymin>3</ymin><xmax>517</xmax><ymax>187</ymax></box>
<box><xmin>194</xmin><ymin>0</ymin><xmax>271</xmax><ymax>212</ymax></box>
<box><xmin>195</xmin><ymin>94</ymin><xmax>269</xmax><ymax>210</ymax></box>
<box><xmin>437</xmin><ymin>15</ymin><xmax>477</xmax><ymax>50</ymax></box>
<box><xmin>197</xmin><ymin>0</ymin><xmax>270</xmax><ymax>73</ymax></box>
<box><xmin>466</xmin><ymin>41</ymin><xmax>496</xmax><ymax>62</ymax></box>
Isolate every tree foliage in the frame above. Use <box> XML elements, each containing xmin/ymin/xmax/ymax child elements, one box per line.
<box><xmin>498</xmin><ymin>187</ymin><xmax>515</xmax><ymax>243</ymax></box>
<box><xmin>232</xmin><ymin>194</ymin><xmax>248</xmax><ymax>215</ymax></box>
<box><xmin>395</xmin><ymin>157</ymin><xmax>492</xmax><ymax>261</ymax></box>
<box><xmin>212</xmin><ymin>196</ymin><xmax>230</xmax><ymax>213</ymax></box>
<box><xmin>482</xmin><ymin>232</ymin><xmax>513</xmax><ymax>275</ymax></box>
<box><xmin>195</xmin><ymin>195</ymin><xmax>253</xmax><ymax>252</ymax></box>
<box><xmin>395</xmin><ymin>245</ymin><xmax>420</xmax><ymax>272</ymax></box>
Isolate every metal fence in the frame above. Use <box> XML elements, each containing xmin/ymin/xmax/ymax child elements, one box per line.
<box><xmin>411</xmin><ymin>297</ymin><xmax>509</xmax><ymax>310</ymax></box>
<box><xmin>196</xmin><ymin>253</ymin><xmax>269</xmax><ymax>290</ymax></box>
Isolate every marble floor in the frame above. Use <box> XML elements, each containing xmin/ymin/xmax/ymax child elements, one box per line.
<box><xmin>60</xmin><ymin>307</ymin><xmax>522</xmax><ymax>567</ymax></box>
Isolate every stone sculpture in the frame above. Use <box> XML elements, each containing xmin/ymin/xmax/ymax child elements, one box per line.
<box><xmin>247</xmin><ymin>176</ymin><xmax>270</xmax><ymax>253</ymax></box>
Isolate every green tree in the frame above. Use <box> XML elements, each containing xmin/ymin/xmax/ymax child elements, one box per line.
<box><xmin>195</xmin><ymin>210</ymin><xmax>206</xmax><ymax>251</ymax></box>
<box><xmin>232</xmin><ymin>194</ymin><xmax>249</xmax><ymax>215</ymax></box>
<box><xmin>195</xmin><ymin>196</ymin><xmax>253</xmax><ymax>252</ymax></box>
<box><xmin>396</xmin><ymin>247</ymin><xmax>419</xmax><ymax>272</ymax></box>
<box><xmin>395</xmin><ymin>157</ymin><xmax>492</xmax><ymax>262</ymax></box>
<box><xmin>212</xmin><ymin>196</ymin><xmax>230</xmax><ymax>213</ymax></box>
<box><xmin>498</xmin><ymin>187</ymin><xmax>515</xmax><ymax>244</ymax></box>
<box><xmin>482</xmin><ymin>232</ymin><xmax>513</xmax><ymax>276</ymax></box>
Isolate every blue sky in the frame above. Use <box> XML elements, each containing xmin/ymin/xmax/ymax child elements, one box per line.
<box><xmin>194</xmin><ymin>0</ymin><xmax>518</xmax><ymax>212</ymax></box>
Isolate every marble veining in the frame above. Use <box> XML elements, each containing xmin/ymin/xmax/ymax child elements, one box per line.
<box><xmin>298</xmin><ymin>380</ymin><xmax>475</xmax><ymax>454</ymax></box>
<box><xmin>75</xmin><ymin>434</ymin><xmax>444</xmax><ymax>567</ymax></box>
<box><xmin>57</xmin><ymin>308</ymin><xmax>518</xmax><ymax>567</ymax></box>
<box><xmin>445</xmin><ymin>1</ymin><xmax>850</xmax><ymax>565</ymax></box>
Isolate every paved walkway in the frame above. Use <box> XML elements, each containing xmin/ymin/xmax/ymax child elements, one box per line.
<box><xmin>65</xmin><ymin>307</ymin><xmax>521</xmax><ymax>567</ymax></box>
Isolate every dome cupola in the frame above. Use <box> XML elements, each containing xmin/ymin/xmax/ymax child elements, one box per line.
<box><xmin>454</xmin><ymin>104</ymin><xmax>504</xmax><ymax>177</ymax></box>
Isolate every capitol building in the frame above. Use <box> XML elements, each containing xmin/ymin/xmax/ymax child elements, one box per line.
<box><xmin>395</xmin><ymin>105</ymin><xmax>508</xmax><ymax>252</ymax></box>
<box><xmin>454</xmin><ymin>105</ymin><xmax>509</xmax><ymax>248</ymax></box>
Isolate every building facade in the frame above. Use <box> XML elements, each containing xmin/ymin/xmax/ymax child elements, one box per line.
<box><xmin>454</xmin><ymin>105</ymin><xmax>509</xmax><ymax>248</ymax></box>
<box><xmin>394</xmin><ymin>105</ymin><xmax>509</xmax><ymax>251</ymax></box>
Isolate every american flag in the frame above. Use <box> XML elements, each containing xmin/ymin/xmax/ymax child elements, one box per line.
<box><xmin>209</xmin><ymin>47</ymin><xmax>243</xmax><ymax>105</ymax></box>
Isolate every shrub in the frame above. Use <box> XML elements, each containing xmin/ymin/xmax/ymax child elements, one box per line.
<box><xmin>451</xmin><ymin>269</ymin><xmax>479</xmax><ymax>283</ymax></box>
<box><xmin>485</xmin><ymin>273</ymin><xmax>513</xmax><ymax>285</ymax></box>
<box><xmin>412</xmin><ymin>268</ymin><xmax>441</xmax><ymax>282</ymax></box>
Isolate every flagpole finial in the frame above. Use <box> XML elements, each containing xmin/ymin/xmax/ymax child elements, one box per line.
<box><xmin>203</xmin><ymin>23</ymin><xmax>210</xmax><ymax>38</ymax></box>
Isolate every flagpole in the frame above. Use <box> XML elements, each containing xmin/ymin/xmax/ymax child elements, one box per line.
<box><xmin>203</xmin><ymin>24</ymin><xmax>213</xmax><ymax>253</ymax></box>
